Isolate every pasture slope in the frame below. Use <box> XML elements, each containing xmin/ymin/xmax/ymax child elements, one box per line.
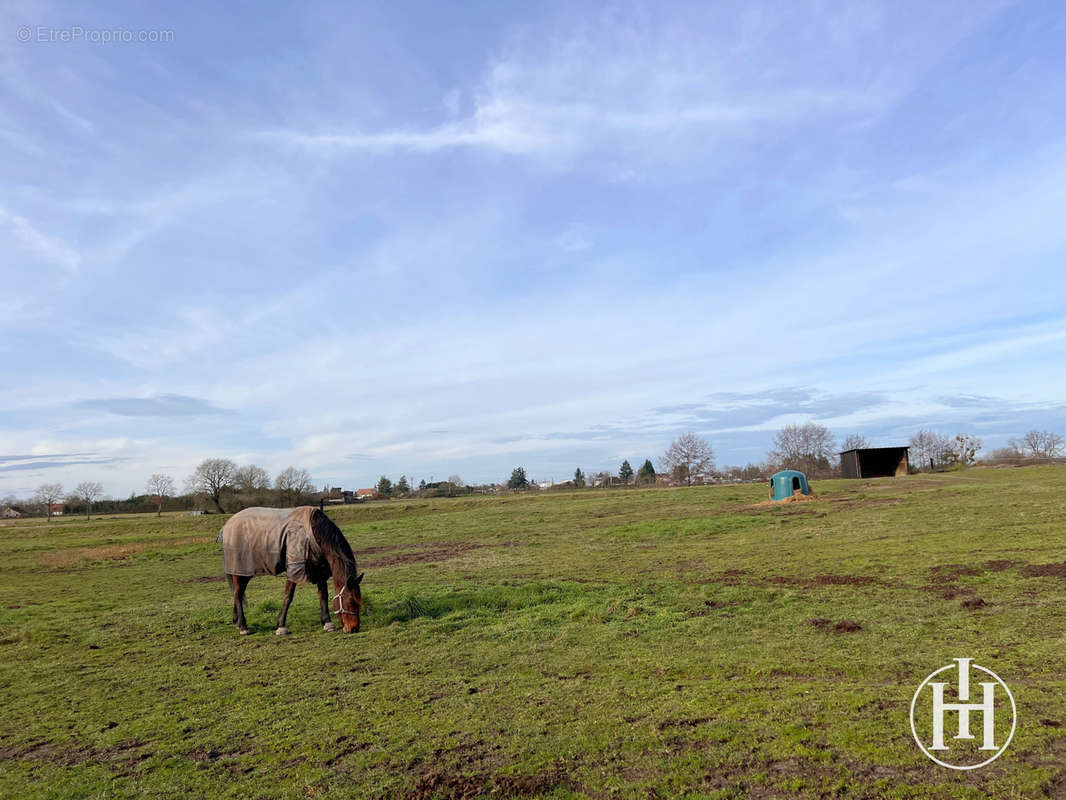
<box><xmin>1</xmin><ymin>467</ymin><xmax>1065</xmax><ymax>799</ymax></box>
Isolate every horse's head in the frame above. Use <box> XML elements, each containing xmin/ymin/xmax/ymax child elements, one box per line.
<box><xmin>336</xmin><ymin>571</ymin><xmax>364</xmax><ymax>633</ymax></box>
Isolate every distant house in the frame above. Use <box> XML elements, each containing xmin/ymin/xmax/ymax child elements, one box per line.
<box><xmin>49</xmin><ymin>503</ymin><xmax>64</xmax><ymax>516</ymax></box>
<box><xmin>2</xmin><ymin>505</ymin><xmax>24</xmax><ymax>518</ymax></box>
<box><xmin>355</xmin><ymin>488</ymin><xmax>380</xmax><ymax>501</ymax></box>
<box><xmin>324</xmin><ymin>487</ymin><xmax>345</xmax><ymax>504</ymax></box>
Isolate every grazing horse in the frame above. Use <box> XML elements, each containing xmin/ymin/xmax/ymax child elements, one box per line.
<box><xmin>218</xmin><ymin>506</ymin><xmax>363</xmax><ymax>635</ymax></box>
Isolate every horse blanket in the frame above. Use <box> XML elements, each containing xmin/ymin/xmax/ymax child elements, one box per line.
<box><xmin>220</xmin><ymin>507</ymin><xmax>329</xmax><ymax>584</ymax></box>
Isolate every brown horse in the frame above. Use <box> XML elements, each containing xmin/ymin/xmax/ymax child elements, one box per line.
<box><xmin>219</xmin><ymin>506</ymin><xmax>363</xmax><ymax>635</ymax></box>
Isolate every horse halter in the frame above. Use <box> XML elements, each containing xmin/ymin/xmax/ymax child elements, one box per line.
<box><xmin>332</xmin><ymin>587</ymin><xmax>360</xmax><ymax>618</ymax></box>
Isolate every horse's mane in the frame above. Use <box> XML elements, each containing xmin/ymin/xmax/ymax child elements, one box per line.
<box><xmin>309</xmin><ymin>509</ymin><xmax>357</xmax><ymax>581</ymax></box>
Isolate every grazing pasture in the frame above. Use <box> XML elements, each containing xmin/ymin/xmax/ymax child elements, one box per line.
<box><xmin>2</xmin><ymin>468</ymin><xmax>1066</xmax><ymax>799</ymax></box>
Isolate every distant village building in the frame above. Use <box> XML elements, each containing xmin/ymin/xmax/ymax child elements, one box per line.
<box><xmin>2</xmin><ymin>505</ymin><xmax>25</xmax><ymax>518</ymax></box>
<box><xmin>356</xmin><ymin>488</ymin><xmax>380</xmax><ymax>501</ymax></box>
<box><xmin>49</xmin><ymin>503</ymin><xmax>64</xmax><ymax>516</ymax></box>
<box><xmin>324</xmin><ymin>487</ymin><xmax>346</xmax><ymax>504</ymax></box>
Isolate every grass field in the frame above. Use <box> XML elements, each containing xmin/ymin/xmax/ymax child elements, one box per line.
<box><xmin>2</xmin><ymin>467</ymin><xmax>1066</xmax><ymax>799</ymax></box>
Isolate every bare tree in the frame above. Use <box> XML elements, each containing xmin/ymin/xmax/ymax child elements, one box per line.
<box><xmin>186</xmin><ymin>458</ymin><xmax>238</xmax><ymax>513</ymax></box>
<box><xmin>841</xmin><ymin>434</ymin><xmax>869</xmax><ymax>451</ymax></box>
<box><xmin>146</xmin><ymin>473</ymin><xmax>176</xmax><ymax>517</ymax></box>
<box><xmin>909</xmin><ymin>430</ymin><xmax>952</xmax><ymax>471</ymax></box>
<box><xmin>770</xmin><ymin>423</ymin><xmax>835</xmax><ymax>476</ymax></box>
<box><xmin>945</xmin><ymin>433</ymin><xmax>982</xmax><ymax>466</ymax></box>
<box><xmin>447</xmin><ymin>474</ymin><xmax>464</xmax><ymax>487</ymax></box>
<box><xmin>71</xmin><ymin>481</ymin><xmax>103</xmax><ymax>519</ymax></box>
<box><xmin>1018</xmin><ymin>430</ymin><xmax>1064</xmax><ymax>460</ymax></box>
<box><xmin>234</xmin><ymin>464</ymin><xmax>271</xmax><ymax>493</ymax></box>
<box><xmin>32</xmin><ymin>483</ymin><xmax>64</xmax><ymax>521</ymax></box>
<box><xmin>275</xmin><ymin>466</ymin><xmax>314</xmax><ymax>506</ymax></box>
<box><xmin>661</xmin><ymin>433</ymin><xmax>715</xmax><ymax>486</ymax></box>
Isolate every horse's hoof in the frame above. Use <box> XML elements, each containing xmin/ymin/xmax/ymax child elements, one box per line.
<box><xmin>275</xmin><ymin>627</ymin><xmax>289</xmax><ymax>636</ymax></box>
<box><xmin>239</xmin><ymin>629</ymin><xmax>250</xmax><ymax>636</ymax></box>
<box><xmin>323</xmin><ymin>622</ymin><xmax>336</xmax><ymax>632</ymax></box>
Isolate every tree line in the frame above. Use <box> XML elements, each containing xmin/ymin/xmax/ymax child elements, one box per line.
<box><xmin>6</xmin><ymin>427</ymin><xmax>1063</xmax><ymax>518</ymax></box>
<box><xmin>7</xmin><ymin>459</ymin><xmax>320</xmax><ymax>521</ymax></box>
<box><xmin>500</xmin><ymin>425</ymin><xmax>1065</xmax><ymax>492</ymax></box>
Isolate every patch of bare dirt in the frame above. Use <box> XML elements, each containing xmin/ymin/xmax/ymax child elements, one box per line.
<box><xmin>352</xmin><ymin>543</ymin><xmax>410</xmax><ymax>555</ymax></box>
<box><xmin>711</xmin><ymin>569</ymin><xmax>880</xmax><ymax>591</ymax></box>
<box><xmin>0</xmin><ymin>739</ymin><xmax>148</xmax><ymax>768</ymax></box>
<box><xmin>362</xmin><ymin>541</ymin><xmax>522</xmax><ymax>567</ymax></box>
<box><xmin>186</xmin><ymin>746</ymin><xmax>256</xmax><ymax>775</ymax></box>
<box><xmin>962</xmin><ymin>597</ymin><xmax>988</xmax><ymax>609</ymax></box>
<box><xmin>719</xmin><ymin>569</ymin><xmax>748</xmax><ymax>584</ymax></box>
<box><xmin>808</xmin><ymin>618</ymin><xmax>863</xmax><ymax>633</ymax></box>
<box><xmin>399</xmin><ymin>741</ymin><xmax>569</xmax><ymax>800</ymax></box>
<box><xmin>739</xmin><ymin>493</ymin><xmax>820</xmax><ymax>511</ymax></box>
<box><xmin>984</xmin><ymin>559</ymin><xmax>1020</xmax><ymax>571</ymax></box>
<box><xmin>687</xmin><ymin>600</ymin><xmax>733</xmax><ymax>617</ymax></box>
<box><xmin>37</xmin><ymin>536</ymin><xmax>207</xmax><ymax>569</ymax></box>
<box><xmin>1022</xmin><ymin>562</ymin><xmax>1066</xmax><ymax>578</ymax></box>
<box><xmin>918</xmin><ymin>583</ymin><xmax>975</xmax><ymax>600</ymax></box>
<box><xmin>769</xmin><ymin>573</ymin><xmax>880</xmax><ymax>589</ymax></box>
<box><xmin>402</xmin><ymin>768</ymin><xmax>571</xmax><ymax>800</ymax></box>
<box><xmin>929</xmin><ymin>564</ymin><xmax>982</xmax><ymax>581</ymax></box>
<box><xmin>656</xmin><ymin>717</ymin><xmax>713</xmax><ymax>731</ymax></box>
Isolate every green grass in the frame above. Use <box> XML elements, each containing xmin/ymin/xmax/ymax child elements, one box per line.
<box><xmin>2</xmin><ymin>467</ymin><xmax>1066</xmax><ymax>798</ymax></box>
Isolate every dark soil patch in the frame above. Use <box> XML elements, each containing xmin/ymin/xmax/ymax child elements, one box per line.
<box><xmin>352</xmin><ymin>543</ymin><xmax>410</xmax><ymax>555</ymax></box>
<box><xmin>808</xmin><ymin>618</ymin><xmax>862</xmax><ymax>633</ymax></box>
<box><xmin>961</xmin><ymin>597</ymin><xmax>988</xmax><ymax>609</ymax></box>
<box><xmin>657</xmin><ymin>717</ymin><xmax>713</xmax><ymax>731</ymax></box>
<box><xmin>984</xmin><ymin>559</ymin><xmax>1020</xmax><ymax>571</ymax></box>
<box><xmin>0</xmin><ymin>738</ymin><xmax>147</xmax><ymax>768</ymax></box>
<box><xmin>928</xmin><ymin>564</ymin><xmax>981</xmax><ymax>581</ymax></box>
<box><xmin>402</xmin><ymin>766</ymin><xmax>571</xmax><ymax>800</ymax></box>
<box><xmin>719</xmin><ymin>569</ymin><xmax>748</xmax><ymax>585</ymax></box>
<box><xmin>918</xmin><ymin>583</ymin><xmax>976</xmax><ymax>600</ymax></box>
<box><xmin>687</xmin><ymin>600</ymin><xmax>732</xmax><ymax>617</ymax></box>
<box><xmin>1021</xmin><ymin>562</ymin><xmax>1066</xmax><ymax>578</ymax></box>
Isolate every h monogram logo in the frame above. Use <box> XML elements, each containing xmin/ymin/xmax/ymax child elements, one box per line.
<box><xmin>910</xmin><ymin>658</ymin><xmax>1016</xmax><ymax>770</ymax></box>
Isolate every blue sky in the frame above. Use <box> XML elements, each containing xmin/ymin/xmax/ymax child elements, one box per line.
<box><xmin>2</xmin><ymin>0</ymin><xmax>1065</xmax><ymax>497</ymax></box>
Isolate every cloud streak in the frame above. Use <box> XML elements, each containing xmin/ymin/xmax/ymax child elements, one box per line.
<box><xmin>74</xmin><ymin>394</ymin><xmax>231</xmax><ymax>417</ymax></box>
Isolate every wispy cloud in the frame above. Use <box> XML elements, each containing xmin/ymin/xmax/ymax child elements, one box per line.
<box><xmin>0</xmin><ymin>207</ymin><xmax>80</xmax><ymax>273</ymax></box>
<box><xmin>74</xmin><ymin>394</ymin><xmax>231</xmax><ymax>417</ymax></box>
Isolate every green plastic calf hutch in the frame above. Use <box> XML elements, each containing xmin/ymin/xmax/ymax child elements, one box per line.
<box><xmin>769</xmin><ymin>469</ymin><xmax>811</xmax><ymax>501</ymax></box>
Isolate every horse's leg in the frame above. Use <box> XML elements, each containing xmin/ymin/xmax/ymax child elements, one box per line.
<box><xmin>230</xmin><ymin>574</ymin><xmax>238</xmax><ymax>623</ymax></box>
<box><xmin>317</xmin><ymin>580</ymin><xmax>336</xmax><ymax>631</ymax></box>
<box><xmin>233</xmin><ymin>575</ymin><xmax>251</xmax><ymax>635</ymax></box>
<box><xmin>276</xmin><ymin>580</ymin><xmax>296</xmax><ymax>636</ymax></box>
